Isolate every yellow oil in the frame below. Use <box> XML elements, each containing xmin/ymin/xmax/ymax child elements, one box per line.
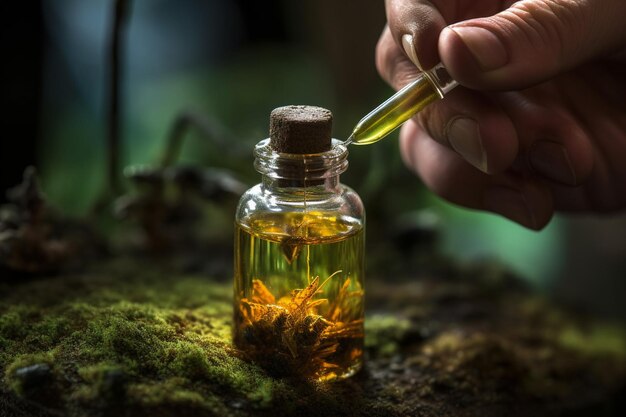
<box><xmin>233</xmin><ymin>211</ymin><xmax>364</xmax><ymax>381</ymax></box>
<box><xmin>349</xmin><ymin>74</ymin><xmax>440</xmax><ymax>145</ymax></box>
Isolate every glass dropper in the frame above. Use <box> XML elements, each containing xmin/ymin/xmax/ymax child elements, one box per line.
<box><xmin>345</xmin><ymin>63</ymin><xmax>458</xmax><ymax>146</ymax></box>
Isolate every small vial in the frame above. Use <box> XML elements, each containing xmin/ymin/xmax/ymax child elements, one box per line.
<box><xmin>233</xmin><ymin>106</ymin><xmax>365</xmax><ymax>381</ymax></box>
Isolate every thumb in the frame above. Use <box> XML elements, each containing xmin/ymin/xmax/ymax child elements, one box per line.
<box><xmin>439</xmin><ymin>0</ymin><xmax>626</xmax><ymax>90</ymax></box>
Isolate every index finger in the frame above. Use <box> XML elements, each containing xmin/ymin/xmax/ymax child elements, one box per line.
<box><xmin>385</xmin><ymin>0</ymin><xmax>446</xmax><ymax>70</ymax></box>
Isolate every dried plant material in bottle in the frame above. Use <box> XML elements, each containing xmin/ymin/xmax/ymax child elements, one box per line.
<box><xmin>237</xmin><ymin>271</ymin><xmax>363</xmax><ymax>380</ymax></box>
<box><xmin>234</xmin><ymin>212</ymin><xmax>364</xmax><ymax>381</ymax></box>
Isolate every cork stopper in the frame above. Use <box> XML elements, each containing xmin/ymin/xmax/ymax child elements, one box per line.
<box><xmin>269</xmin><ymin>105</ymin><xmax>332</xmax><ymax>154</ymax></box>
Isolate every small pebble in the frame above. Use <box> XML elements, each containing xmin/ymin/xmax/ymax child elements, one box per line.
<box><xmin>228</xmin><ymin>398</ymin><xmax>247</xmax><ymax>409</ymax></box>
<box><xmin>15</xmin><ymin>363</ymin><xmax>52</xmax><ymax>391</ymax></box>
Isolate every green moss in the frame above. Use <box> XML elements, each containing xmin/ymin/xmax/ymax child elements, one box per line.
<box><xmin>29</xmin><ymin>316</ymin><xmax>71</xmax><ymax>347</ymax></box>
<box><xmin>71</xmin><ymin>363</ymin><xmax>123</xmax><ymax>401</ymax></box>
<box><xmin>0</xmin><ymin>262</ymin><xmax>289</xmax><ymax>413</ymax></box>
<box><xmin>0</xmin><ymin>305</ymin><xmax>37</xmax><ymax>340</ymax></box>
<box><xmin>365</xmin><ymin>314</ymin><xmax>412</xmax><ymax>356</ymax></box>
<box><xmin>127</xmin><ymin>377</ymin><xmax>222</xmax><ymax>410</ymax></box>
<box><xmin>559</xmin><ymin>324</ymin><xmax>626</xmax><ymax>356</ymax></box>
<box><xmin>166</xmin><ymin>340</ymin><xmax>212</xmax><ymax>379</ymax></box>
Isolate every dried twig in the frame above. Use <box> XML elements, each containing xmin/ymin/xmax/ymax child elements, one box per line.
<box><xmin>106</xmin><ymin>0</ymin><xmax>132</xmax><ymax>195</ymax></box>
<box><xmin>160</xmin><ymin>110</ymin><xmax>243</xmax><ymax>169</ymax></box>
<box><xmin>90</xmin><ymin>0</ymin><xmax>132</xmax><ymax>215</ymax></box>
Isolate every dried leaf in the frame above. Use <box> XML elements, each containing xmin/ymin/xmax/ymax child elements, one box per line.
<box><xmin>280</xmin><ymin>238</ymin><xmax>302</xmax><ymax>264</ymax></box>
<box><xmin>236</xmin><ymin>270</ymin><xmax>363</xmax><ymax>380</ymax></box>
<box><xmin>251</xmin><ymin>279</ymin><xmax>276</xmax><ymax>304</ymax></box>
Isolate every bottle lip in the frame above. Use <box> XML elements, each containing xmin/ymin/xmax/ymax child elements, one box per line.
<box><xmin>254</xmin><ymin>138</ymin><xmax>348</xmax><ymax>181</ymax></box>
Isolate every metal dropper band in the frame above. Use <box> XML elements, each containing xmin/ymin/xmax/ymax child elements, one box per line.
<box><xmin>424</xmin><ymin>63</ymin><xmax>458</xmax><ymax>96</ymax></box>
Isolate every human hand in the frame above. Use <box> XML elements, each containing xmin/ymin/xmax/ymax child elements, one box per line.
<box><xmin>376</xmin><ymin>0</ymin><xmax>626</xmax><ymax>229</ymax></box>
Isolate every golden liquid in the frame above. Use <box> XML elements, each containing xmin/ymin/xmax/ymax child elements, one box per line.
<box><xmin>350</xmin><ymin>74</ymin><xmax>440</xmax><ymax>145</ymax></box>
<box><xmin>234</xmin><ymin>211</ymin><xmax>364</xmax><ymax>381</ymax></box>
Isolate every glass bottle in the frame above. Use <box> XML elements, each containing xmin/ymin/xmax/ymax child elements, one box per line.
<box><xmin>233</xmin><ymin>106</ymin><xmax>365</xmax><ymax>381</ymax></box>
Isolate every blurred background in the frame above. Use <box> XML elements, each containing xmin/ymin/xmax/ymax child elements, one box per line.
<box><xmin>1</xmin><ymin>0</ymin><xmax>624</xmax><ymax>319</ymax></box>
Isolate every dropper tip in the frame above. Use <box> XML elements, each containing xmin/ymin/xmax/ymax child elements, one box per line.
<box><xmin>343</xmin><ymin>135</ymin><xmax>354</xmax><ymax>146</ymax></box>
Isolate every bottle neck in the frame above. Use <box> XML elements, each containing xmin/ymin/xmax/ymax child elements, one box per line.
<box><xmin>254</xmin><ymin>138</ymin><xmax>348</xmax><ymax>194</ymax></box>
<box><xmin>261</xmin><ymin>175</ymin><xmax>340</xmax><ymax>192</ymax></box>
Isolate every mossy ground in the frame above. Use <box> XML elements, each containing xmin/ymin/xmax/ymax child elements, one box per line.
<box><xmin>1</xmin><ymin>259</ymin><xmax>625</xmax><ymax>417</ymax></box>
<box><xmin>0</xmin><ymin>260</ymin><xmax>291</xmax><ymax>416</ymax></box>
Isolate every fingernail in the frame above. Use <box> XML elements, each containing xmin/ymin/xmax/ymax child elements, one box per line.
<box><xmin>402</xmin><ymin>34</ymin><xmax>423</xmax><ymax>70</ymax></box>
<box><xmin>529</xmin><ymin>141</ymin><xmax>577</xmax><ymax>185</ymax></box>
<box><xmin>448</xmin><ymin>26</ymin><xmax>508</xmax><ymax>71</ymax></box>
<box><xmin>484</xmin><ymin>186</ymin><xmax>537</xmax><ymax>229</ymax></box>
<box><xmin>446</xmin><ymin>117</ymin><xmax>488</xmax><ymax>173</ymax></box>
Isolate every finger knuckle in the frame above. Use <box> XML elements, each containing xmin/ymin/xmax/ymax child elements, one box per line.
<box><xmin>496</xmin><ymin>0</ymin><xmax>589</xmax><ymax>65</ymax></box>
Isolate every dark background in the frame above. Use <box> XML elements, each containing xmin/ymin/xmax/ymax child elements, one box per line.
<box><xmin>0</xmin><ymin>2</ymin><xmax>43</xmax><ymax>197</ymax></box>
